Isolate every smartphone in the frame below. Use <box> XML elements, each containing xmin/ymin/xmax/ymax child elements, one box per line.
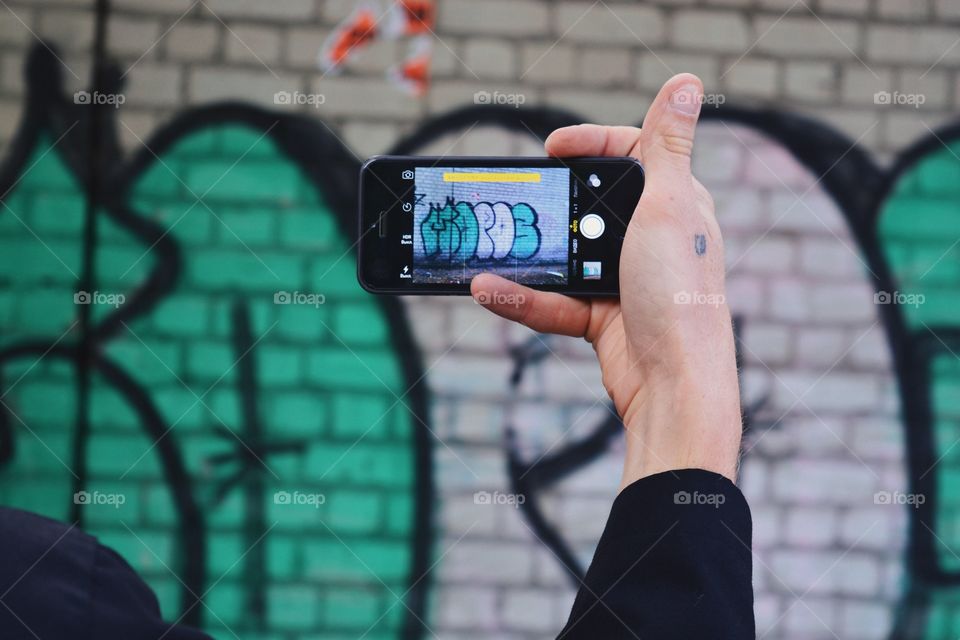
<box><xmin>357</xmin><ymin>156</ymin><xmax>644</xmax><ymax>296</ymax></box>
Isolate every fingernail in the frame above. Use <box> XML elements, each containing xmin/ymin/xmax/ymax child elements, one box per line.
<box><xmin>670</xmin><ymin>84</ymin><xmax>701</xmax><ymax>115</ymax></box>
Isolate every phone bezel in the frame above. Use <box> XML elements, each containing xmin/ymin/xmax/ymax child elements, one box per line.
<box><xmin>357</xmin><ymin>155</ymin><xmax>644</xmax><ymax>296</ymax></box>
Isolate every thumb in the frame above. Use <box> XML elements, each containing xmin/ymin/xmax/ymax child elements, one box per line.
<box><xmin>640</xmin><ymin>73</ymin><xmax>703</xmax><ymax>186</ymax></box>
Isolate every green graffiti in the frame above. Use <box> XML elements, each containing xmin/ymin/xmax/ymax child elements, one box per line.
<box><xmin>420</xmin><ymin>198</ymin><xmax>541</xmax><ymax>263</ymax></box>
<box><xmin>879</xmin><ymin>138</ymin><xmax>960</xmax><ymax>637</ymax></box>
<box><xmin>0</xmin><ymin>125</ymin><xmax>422</xmax><ymax>638</ymax></box>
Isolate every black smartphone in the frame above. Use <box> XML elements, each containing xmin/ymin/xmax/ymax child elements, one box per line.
<box><xmin>357</xmin><ymin>156</ymin><xmax>644</xmax><ymax>296</ymax></box>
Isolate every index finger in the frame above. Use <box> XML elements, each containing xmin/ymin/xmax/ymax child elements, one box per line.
<box><xmin>471</xmin><ymin>273</ymin><xmax>592</xmax><ymax>338</ymax></box>
<box><xmin>544</xmin><ymin>124</ymin><xmax>643</xmax><ymax>160</ymax></box>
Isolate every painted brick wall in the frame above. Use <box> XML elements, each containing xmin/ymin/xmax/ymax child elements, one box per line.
<box><xmin>1</xmin><ymin>1</ymin><xmax>959</xmax><ymax>640</ymax></box>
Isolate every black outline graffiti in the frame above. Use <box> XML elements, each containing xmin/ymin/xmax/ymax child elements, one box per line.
<box><xmin>0</xmin><ymin>45</ymin><xmax>434</xmax><ymax>640</ymax></box>
<box><xmin>420</xmin><ymin>197</ymin><xmax>543</xmax><ymax>263</ymax></box>
<box><xmin>389</xmin><ymin>100</ymin><xmax>958</xmax><ymax>636</ymax></box>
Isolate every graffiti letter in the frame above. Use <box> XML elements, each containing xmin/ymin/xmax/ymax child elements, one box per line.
<box><xmin>507</xmin><ymin>203</ymin><xmax>540</xmax><ymax>260</ymax></box>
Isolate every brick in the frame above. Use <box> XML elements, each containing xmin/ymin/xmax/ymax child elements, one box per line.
<box><xmin>324</xmin><ymin>587</ymin><xmax>381</xmax><ymax>629</ymax></box>
<box><xmin>113</xmin><ymin>0</ymin><xmax>194</xmax><ymax>12</ymax></box>
<box><xmin>440</xmin><ymin>541</ymin><xmax>535</xmax><ymax>584</ymax></box>
<box><xmin>37</xmin><ymin>10</ymin><xmax>94</xmax><ymax>51</ymax></box>
<box><xmin>107</xmin><ymin>15</ymin><xmax>161</xmax><ymax>57</ymax></box>
<box><xmin>152</xmin><ymin>297</ymin><xmax>209</xmax><ymax>337</ymax></box>
<box><xmin>224</xmin><ymin>24</ymin><xmax>282</xmax><ymax>65</ymax></box>
<box><xmin>0</xmin><ymin>8</ymin><xmax>33</xmax><ymax>48</ymax></box>
<box><xmin>188</xmin><ymin>67</ymin><xmax>301</xmax><ymax>108</ymax></box>
<box><xmin>125</xmin><ymin>63</ymin><xmax>182</xmax><ymax>107</ymax></box>
<box><xmin>520</xmin><ymin>42</ymin><xmax>576</xmax><ymax>83</ymax></box>
<box><xmin>785</xmin><ymin>61</ymin><xmax>837</xmax><ymax>103</ymax></box>
<box><xmin>754</xmin><ymin>16</ymin><xmax>861</xmax><ymax>57</ymax></box>
<box><xmin>437</xmin><ymin>586</ymin><xmax>497</xmax><ymax>629</ymax></box>
<box><xmin>546</xmin><ymin>87</ymin><xmax>649</xmax><ymax>126</ymax></box>
<box><xmin>724</xmin><ymin>58</ymin><xmax>779</xmax><ymax>98</ymax></box>
<box><xmin>800</xmin><ymin>237</ymin><xmax>864</xmax><ymax>278</ymax></box>
<box><xmin>841</xmin><ymin>65</ymin><xmax>895</xmax><ymax>106</ymax></box>
<box><xmin>116</xmin><ymin>109</ymin><xmax>157</xmax><ymax>151</ymax></box>
<box><xmin>866</xmin><ymin>26</ymin><xmax>960</xmax><ymax>64</ymax></box>
<box><xmin>877</xmin><ymin>0</ymin><xmax>929</xmax><ymax>19</ymax></box>
<box><xmin>440</xmin><ymin>0</ymin><xmax>549</xmax><ymax>35</ymax></box>
<box><xmin>841</xmin><ymin>602</ymin><xmax>893</xmax><ymax>638</ymax></box>
<box><xmin>341</xmin><ymin>121</ymin><xmax>400</xmax><ymax>159</ymax></box>
<box><xmin>739</xmin><ymin>236</ymin><xmax>796</xmax><ymax>273</ymax></box>
<box><xmin>203</xmin><ymin>0</ymin><xmax>315</xmax><ymax>21</ymax></box>
<box><xmin>214</xmin><ymin>208</ymin><xmax>275</xmax><ymax>245</ymax></box>
<box><xmin>463</xmin><ymin>38</ymin><xmax>515</xmax><ymax>79</ymax></box>
<box><xmin>285</xmin><ymin>26</ymin><xmax>328</xmax><ymax>68</ymax></box>
<box><xmin>797</xmin><ymin>327</ymin><xmax>850</xmax><ymax>366</ymax></box>
<box><xmin>638</xmin><ymin>52</ymin><xmax>719</xmax><ymax>92</ymax></box>
<box><xmin>898</xmin><ymin>69</ymin><xmax>949</xmax><ymax>109</ymax></box>
<box><xmin>502</xmin><ymin>588</ymin><xmax>557</xmax><ymax>632</ymax></box>
<box><xmin>783</xmin><ymin>596</ymin><xmax>836</xmax><ymax>635</ymax></box>
<box><xmin>784</xmin><ymin>506</ymin><xmax>837</xmax><ymax>546</ymax></box>
<box><xmin>555</xmin><ymin>3</ymin><xmax>664</xmax><ymax>45</ymax></box>
<box><xmin>267</xmin><ymin>584</ymin><xmax>319</xmax><ymax>630</ymax></box>
<box><xmin>673</xmin><ymin>10</ymin><xmax>749</xmax><ymax>52</ymax></box>
<box><xmin>165</xmin><ymin>21</ymin><xmax>220</xmax><ymax>61</ymax></box>
<box><xmin>310</xmin><ymin>76</ymin><xmax>420</xmax><ymax>118</ymax></box>
<box><xmin>773</xmin><ymin>458</ymin><xmax>877</xmax><ymax>504</ymax></box>
<box><xmin>742</xmin><ymin>322</ymin><xmax>792</xmax><ymax>364</ymax></box>
<box><xmin>578</xmin><ymin>48</ymin><xmax>632</xmax><ymax>86</ymax></box>
<box><xmin>817</xmin><ymin>0</ymin><xmax>870</xmax><ymax>14</ymax></box>
<box><xmin>935</xmin><ymin>0</ymin><xmax>960</xmax><ymax>18</ymax></box>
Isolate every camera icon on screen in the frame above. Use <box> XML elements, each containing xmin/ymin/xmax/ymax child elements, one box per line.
<box><xmin>401</xmin><ymin>169</ymin><xmax>414</xmax><ymax>180</ymax></box>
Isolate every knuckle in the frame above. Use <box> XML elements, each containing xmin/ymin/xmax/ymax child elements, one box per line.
<box><xmin>660</xmin><ymin>133</ymin><xmax>695</xmax><ymax>158</ymax></box>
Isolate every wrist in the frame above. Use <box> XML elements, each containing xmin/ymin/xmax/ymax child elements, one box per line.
<box><xmin>619</xmin><ymin>308</ymin><xmax>743</xmax><ymax>485</ymax></box>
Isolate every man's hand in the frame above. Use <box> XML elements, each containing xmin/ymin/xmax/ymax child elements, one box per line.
<box><xmin>471</xmin><ymin>74</ymin><xmax>743</xmax><ymax>487</ymax></box>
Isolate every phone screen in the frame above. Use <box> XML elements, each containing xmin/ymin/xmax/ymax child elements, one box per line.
<box><xmin>359</xmin><ymin>157</ymin><xmax>643</xmax><ymax>295</ymax></box>
<box><xmin>413</xmin><ymin>166</ymin><xmax>570</xmax><ymax>286</ymax></box>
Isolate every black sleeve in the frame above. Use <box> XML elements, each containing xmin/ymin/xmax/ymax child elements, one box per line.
<box><xmin>557</xmin><ymin>469</ymin><xmax>754</xmax><ymax>640</ymax></box>
<box><xmin>0</xmin><ymin>507</ymin><xmax>212</xmax><ymax>640</ymax></box>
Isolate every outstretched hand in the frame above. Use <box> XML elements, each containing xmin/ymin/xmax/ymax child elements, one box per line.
<box><xmin>471</xmin><ymin>74</ymin><xmax>742</xmax><ymax>487</ymax></box>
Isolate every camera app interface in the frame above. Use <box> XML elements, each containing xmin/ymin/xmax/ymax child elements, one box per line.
<box><xmin>410</xmin><ymin>167</ymin><xmax>570</xmax><ymax>285</ymax></box>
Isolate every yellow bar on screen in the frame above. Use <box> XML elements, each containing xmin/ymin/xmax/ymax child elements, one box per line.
<box><xmin>442</xmin><ymin>172</ymin><xmax>541</xmax><ymax>183</ymax></box>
